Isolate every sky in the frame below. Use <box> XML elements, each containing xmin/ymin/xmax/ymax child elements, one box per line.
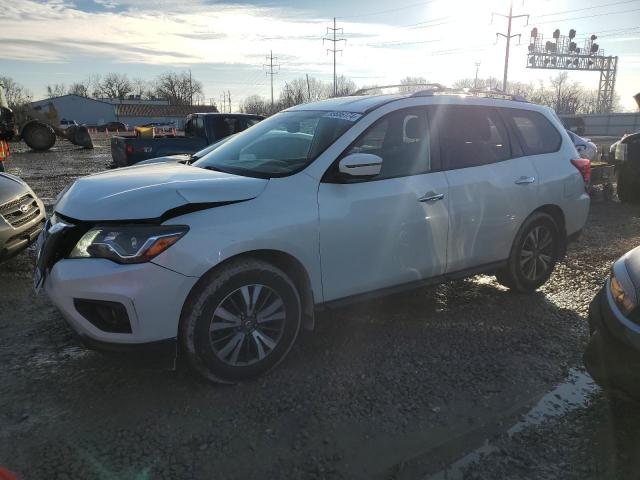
<box><xmin>1</xmin><ymin>0</ymin><xmax>639</xmax><ymax>111</ymax></box>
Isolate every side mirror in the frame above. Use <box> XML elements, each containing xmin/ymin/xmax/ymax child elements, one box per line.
<box><xmin>338</xmin><ymin>153</ymin><xmax>382</xmax><ymax>178</ymax></box>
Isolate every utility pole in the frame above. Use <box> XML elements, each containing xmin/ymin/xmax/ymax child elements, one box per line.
<box><xmin>189</xmin><ymin>69</ymin><xmax>193</xmax><ymax>106</ymax></box>
<box><xmin>474</xmin><ymin>62</ymin><xmax>481</xmax><ymax>89</ymax></box>
<box><xmin>228</xmin><ymin>90</ymin><xmax>231</xmax><ymax>113</ymax></box>
<box><xmin>323</xmin><ymin>18</ymin><xmax>346</xmax><ymax>96</ymax></box>
<box><xmin>263</xmin><ymin>51</ymin><xmax>280</xmax><ymax>108</ymax></box>
<box><xmin>493</xmin><ymin>1</ymin><xmax>528</xmax><ymax>92</ymax></box>
<box><xmin>306</xmin><ymin>73</ymin><xmax>311</xmax><ymax>101</ymax></box>
<box><xmin>220</xmin><ymin>93</ymin><xmax>226</xmax><ymax>113</ymax></box>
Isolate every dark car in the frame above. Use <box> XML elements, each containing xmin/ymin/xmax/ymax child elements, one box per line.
<box><xmin>585</xmin><ymin>245</ymin><xmax>640</xmax><ymax>399</ymax></box>
<box><xmin>0</xmin><ymin>173</ymin><xmax>46</xmax><ymax>262</ymax></box>
<box><xmin>110</xmin><ymin>113</ymin><xmax>263</xmax><ymax>167</ymax></box>
<box><xmin>613</xmin><ymin>131</ymin><xmax>640</xmax><ymax>203</ymax></box>
<box><xmin>136</xmin><ymin>134</ymin><xmax>236</xmax><ymax>166</ymax></box>
<box><xmin>97</xmin><ymin>122</ymin><xmax>129</xmax><ymax>132</ymax></box>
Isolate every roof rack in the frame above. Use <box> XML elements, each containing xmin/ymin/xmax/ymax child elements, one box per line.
<box><xmin>353</xmin><ymin>83</ymin><xmax>446</xmax><ymax>96</ymax></box>
<box><xmin>352</xmin><ymin>84</ymin><xmax>529</xmax><ymax>103</ymax></box>
<box><xmin>411</xmin><ymin>87</ymin><xmax>529</xmax><ymax>102</ymax></box>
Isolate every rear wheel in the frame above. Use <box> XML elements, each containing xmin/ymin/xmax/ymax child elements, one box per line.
<box><xmin>496</xmin><ymin>213</ymin><xmax>561</xmax><ymax>292</ymax></box>
<box><xmin>21</xmin><ymin>122</ymin><xmax>56</xmax><ymax>151</ymax></box>
<box><xmin>180</xmin><ymin>258</ymin><xmax>302</xmax><ymax>383</ymax></box>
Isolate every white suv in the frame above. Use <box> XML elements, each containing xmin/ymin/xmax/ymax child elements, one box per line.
<box><xmin>36</xmin><ymin>89</ymin><xmax>590</xmax><ymax>382</ymax></box>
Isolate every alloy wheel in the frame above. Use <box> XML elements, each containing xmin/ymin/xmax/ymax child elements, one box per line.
<box><xmin>520</xmin><ymin>225</ymin><xmax>554</xmax><ymax>281</ymax></box>
<box><xmin>209</xmin><ymin>284</ymin><xmax>286</xmax><ymax>366</ymax></box>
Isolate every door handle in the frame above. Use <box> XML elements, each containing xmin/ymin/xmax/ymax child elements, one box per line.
<box><xmin>418</xmin><ymin>192</ymin><xmax>444</xmax><ymax>202</ymax></box>
<box><xmin>515</xmin><ymin>176</ymin><xmax>536</xmax><ymax>185</ymax></box>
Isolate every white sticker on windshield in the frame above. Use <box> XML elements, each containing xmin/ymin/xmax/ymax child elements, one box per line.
<box><xmin>323</xmin><ymin>111</ymin><xmax>362</xmax><ymax>122</ymax></box>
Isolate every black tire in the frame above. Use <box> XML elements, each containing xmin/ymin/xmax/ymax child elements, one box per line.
<box><xmin>496</xmin><ymin>212</ymin><xmax>561</xmax><ymax>293</ymax></box>
<box><xmin>22</xmin><ymin>122</ymin><xmax>56</xmax><ymax>151</ymax></box>
<box><xmin>180</xmin><ymin>258</ymin><xmax>301</xmax><ymax>383</ymax></box>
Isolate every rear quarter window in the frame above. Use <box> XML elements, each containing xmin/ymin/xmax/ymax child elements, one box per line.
<box><xmin>506</xmin><ymin>109</ymin><xmax>561</xmax><ymax>155</ymax></box>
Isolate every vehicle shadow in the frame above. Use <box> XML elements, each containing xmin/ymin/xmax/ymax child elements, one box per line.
<box><xmin>0</xmin><ymin>273</ymin><xmax>594</xmax><ymax>480</ymax></box>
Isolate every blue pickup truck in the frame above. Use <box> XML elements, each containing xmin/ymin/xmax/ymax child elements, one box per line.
<box><xmin>110</xmin><ymin>113</ymin><xmax>263</xmax><ymax>167</ymax></box>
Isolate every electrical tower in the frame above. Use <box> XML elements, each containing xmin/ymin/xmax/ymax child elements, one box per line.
<box><xmin>323</xmin><ymin>18</ymin><xmax>346</xmax><ymax>97</ymax></box>
<box><xmin>263</xmin><ymin>51</ymin><xmax>280</xmax><ymax>108</ymax></box>
<box><xmin>526</xmin><ymin>28</ymin><xmax>618</xmax><ymax>113</ymax></box>
<box><xmin>493</xmin><ymin>0</ymin><xmax>529</xmax><ymax>92</ymax></box>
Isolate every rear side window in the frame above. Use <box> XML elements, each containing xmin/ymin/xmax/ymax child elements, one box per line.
<box><xmin>436</xmin><ymin>106</ymin><xmax>511</xmax><ymax>170</ymax></box>
<box><xmin>346</xmin><ymin>108</ymin><xmax>431</xmax><ymax>180</ymax></box>
<box><xmin>194</xmin><ymin>117</ymin><xmax>206</xmax><ymax>137</ymax></box>
<box><xmin>244</xmin><ymin>118</ymin><xmax>261</xmax><ymax>129</ymax></box>
<box><xmin>506</xmin><ymin>109</ymin><xmax>561</xmax><ymax>155</ymax></box>
<box><xmin>213</xmin><ymin>117</ymin><xmax>241</xmax><ymax>139</ymax></box>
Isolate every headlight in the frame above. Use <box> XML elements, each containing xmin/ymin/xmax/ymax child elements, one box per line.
<box><xmin>610</xmin><ymin>272</ymin><xmax>637</xmax><ymax>316</ymax></box>
<box><xmin>69</xmin><ymin>224</ymin><xmax>188</xmax><ymax>264</ymax></box>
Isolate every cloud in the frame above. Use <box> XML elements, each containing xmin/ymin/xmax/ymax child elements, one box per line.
<box><xmin>0</xmin><ymin>0</ymin><xmax>436</xmax><ymax>76</ymax></box>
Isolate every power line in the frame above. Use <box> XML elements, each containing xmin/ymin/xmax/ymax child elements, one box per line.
<box><xmin>493</xmin><ymin>0</ymin><xmax>529</xmax><ymax>91</ymax></box>
<box><xmin>366</xmin><ymin>38</ymin><xmax>440</xmax><ymax>47</ymax></box>
<box><xmin>263</xmin><ymin>50</ymin><xmax>280</xmax><ymax>108</ymax></box>
<box><xmin>534</xmin><ymin>6</ymin><xmax>640</xmax><ymax>25</ymax></box>
<box><xmin>323</xmin><ymin>18</ymin><xmax>346</xmax><ymax>96</ymax></box>
<box><xmin>337</xmin><ymin>0</ymin><xmax>439</xmax><ymax>20</ymax></box>
<box><xmin>534</xmin><ymin>0</ymin><xmax>638</xmax><ymax>18</ymax></box>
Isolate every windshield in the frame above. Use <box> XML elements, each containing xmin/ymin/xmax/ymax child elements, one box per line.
<box><xmin>193</xmin><ymin>110</ymin><xmax>360</xmax><ymax>177</ymax></box>
<box><xmin>191</xmin><ymin>136</ymin><xmax>235</xmax><ymax>160</ymax></box>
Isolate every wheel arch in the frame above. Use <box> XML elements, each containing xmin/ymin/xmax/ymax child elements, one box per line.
<box><xmin>181</xmin><ymin>249</ymin><xmax>316</xmax><ymax>333</ymax></box>
<box><xmin>527</xmin><ymin>204</ymin><xmax>568</xmax><ymax>258</ymax></box>
<box><xmin>533</xmin><ymin>204</ymin><xmax>566</xmax><ymax>235</ymax></box>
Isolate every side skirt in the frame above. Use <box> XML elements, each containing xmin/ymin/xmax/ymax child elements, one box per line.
<box><xmin>316</xmin><ymin>260</ymin><xmax>507</xmax><ymax>311</ymax></box>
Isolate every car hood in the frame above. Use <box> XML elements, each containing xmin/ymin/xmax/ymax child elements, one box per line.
<box><xmin>55</xmin><ymin>163</ymin><xmax>268</xmax><ymax>221</ymax></box>
<box><xmin>0</xmin><ymin>172</ymin><xmax>31</xmax><ymax>202</ymax></box>
<box><xmin>136</xmin><ymin>154</ymin><xmax>191</xmax><ymax>166</ymax></box>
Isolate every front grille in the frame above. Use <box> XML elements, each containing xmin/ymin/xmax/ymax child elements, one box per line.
<box><xmin>5</xmin><ymin>219</ymin><xmax>45</xmax><ymax>248</ymax></box>
<box><xmin>0</xmin><ymin>194</ymin><xmax>41</xmax><ymax>228</ymax></box>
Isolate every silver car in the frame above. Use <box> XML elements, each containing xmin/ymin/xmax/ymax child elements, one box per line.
<box><xmin>567</xmin><ymin>130</ymin><xmax>598</xmax><ymax>161</ymax></box>
<box><xmin>0</xmin><ymin>172</ymin><xmax>46</xmax><ymax>261</ymax></box>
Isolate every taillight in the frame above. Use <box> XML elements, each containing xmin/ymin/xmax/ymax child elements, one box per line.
<box><xmin>571</xmin><ymin>158</ymin><xmax>591</xmax><ymax>185</ymax></box>
<box><xmin>125</xmin><ymin>144</ymin><xmax>133</xmax><ymax>156</ymax></box>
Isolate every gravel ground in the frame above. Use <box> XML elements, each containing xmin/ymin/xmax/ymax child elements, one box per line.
<box><xmin>1</xmin><ymin>138</ymin><xmax>639</xmax><ymax>479</ymax></box>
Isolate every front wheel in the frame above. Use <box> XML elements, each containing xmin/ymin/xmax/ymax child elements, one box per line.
<box><xmin>496</xmin><ymin>213</ymin><xmax>561</xmax><ymax>293</ymax></box>
<box><xmin>180</xmin><ymin>258</ymin><xmax>302</xmax><ymax>383</ymax></box>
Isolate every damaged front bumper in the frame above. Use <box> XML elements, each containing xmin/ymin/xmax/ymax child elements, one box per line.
<box><xmin>35</xmin><ymin>216</ymin><xmax>198</xmax><ymax>369</ymax></box>
<box><xmin>44</xmin><ymin>258</ymin><xmax>198</xmax><ymax>369</ymax></box>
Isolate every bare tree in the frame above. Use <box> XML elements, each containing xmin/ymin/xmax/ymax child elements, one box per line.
<box><xmin>153</xmin><ymin>71</ymin><xmax>203</xmax><ymax>105</ymax></box>
<box><xmin>279</xmin><ymin>79</ymin><xmax>311</xmax><ymax>109</ymax></box>
<box><xmin>131</xmin><ymin>78</ymin><xmax>152</xmax><ymax>99</ymax></box>
<box><xmin>68</xmin><ymin>79</ymin><xmax>92</xmax><ymax>97</ymax></box>
<box><xmin>240</xmin><ymin>95</ymin><xmax>272</xmax><ymax>116</ymax></box>
<box><xmin>0</xmin><ymin>76</ymin><xmax>32</xmax><ymax>108</ymax></box>
<box><xmin>97</xmin><ymin>73</ymin><xmax>132</xmax><ymax>99</ymax></box>
<box><xmin>399</xmin><ymin>76</ymin><xmax>429</xmax><ymax>93</ymax></box>
<box><xmin>452</xmin><ymin>77</ymin><xmax>501</xmax><ymax>90</ymax></box>
<box><xmin>334</xmin><ymin>75</ymin><xmax>356</xmax><ymax>97</ymax></box>
<box><xmin>46</xmin><ymin>83</ymin><xmax>66</xmax><ymax>98</ymax></box>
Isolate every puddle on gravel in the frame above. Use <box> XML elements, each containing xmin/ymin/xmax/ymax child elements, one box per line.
<box><xmin>29</xmin><ymin>346</ymin><xmax>90</xmax><ymax>369</ymax></box>
<box><xmin>428</xmin><ymin>368</ymin><xmax>598</xmax><ymax>480</ymax></box>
